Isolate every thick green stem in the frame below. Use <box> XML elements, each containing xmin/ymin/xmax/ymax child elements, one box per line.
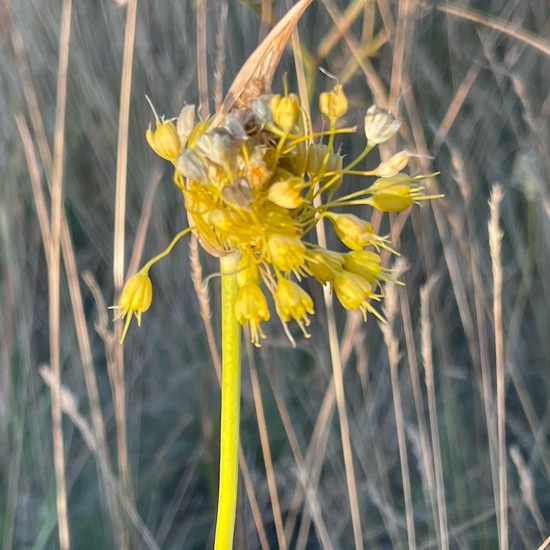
<box><xmin>214</xmin><ymin>251</ymin><xmax>241</xmax><ymax>550</ymax></box>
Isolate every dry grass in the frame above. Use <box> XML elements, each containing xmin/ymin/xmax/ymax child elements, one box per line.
<box><xmin>2</xmin><ymin>0</ymin><xmax>550</xmax><ymax>548</ymax></box>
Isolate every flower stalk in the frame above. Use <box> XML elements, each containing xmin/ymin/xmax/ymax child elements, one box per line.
<box><xmin>215</xmin><ymin>251</ymin><xmax>242</xmax><ymax>550</ymax></box>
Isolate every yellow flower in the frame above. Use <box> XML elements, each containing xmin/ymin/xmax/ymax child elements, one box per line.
<box><xmin>266</xmin><ymin>234</ymin><xmax>307</xmax><ymax>275</ymax></box>
<box><xmin>113</xmin><ymin>271</ymin><xmax>153</xmax><ymax>342</ymax></box>
<box><xmin>343</xmin><ymin>250</ymin><xmax>392</xmax><ymax>287</ymax></box>
<box><xmin>236</xmin><ymin>254</ymin><xmax>259</xmax><ymax>287</ymax></box>
<box><xmin>234</xmin><ymin>283</ymin><xmax>270</xmax><ymax>347</ymax></box>
<box><xmin>273</xmin><ymin>278</ymin><xmax>314</xmax><ymax>336</ymax></box>
<box><xmin>319</xmin><ymin>84</ymin><xmax>348</xmax><ymax>120</ymax></box>
<box><xmin>306</xmin><ymin>248</ymin><xmax>344</xmax><ymax>285</ymax></box>
<box><xmin>268</xmin><ymin>177</ymin><xmax>306</xmax><ymax>209</ymax></box>
<box><xmin>367</xmin><ymin>174</ymin><xmax>423</xmax><ymax>212</ymax></box>
<box><xmin>326</xmin><ymin>212</ymin><xmax>385</xmax><ymax>251</ymax></box>
<box><xmin>333</xmin><ymin>270</ymin><xmax>382</xmax><ymax>321</ymax></box>
<box><xmin>146</xmin><ymin>120</ymin><xmax>181</xmax><ymax>161</ymax></box>
<box><xmin>270</xmin><ymin>93</ymin><xmax>300</xmax><ymax>132</ymax></box>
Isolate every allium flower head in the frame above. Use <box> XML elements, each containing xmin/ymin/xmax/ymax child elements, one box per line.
<box><xmin>117</xmin><ymin>80</ymin><xmax>438</xmax><ymax>344</ymax></box>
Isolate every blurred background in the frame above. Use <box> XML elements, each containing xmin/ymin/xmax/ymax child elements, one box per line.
<box><xmin>1</xmin><ymin>0</ymin><xmax>549</xmax><ymax>548</ymax></box>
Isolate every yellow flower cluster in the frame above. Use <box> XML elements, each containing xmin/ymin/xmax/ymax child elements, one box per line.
<box><xmin>115</xmin><ymin>84</ymin><xmax>439</xmax><ymax>344</ymax></box>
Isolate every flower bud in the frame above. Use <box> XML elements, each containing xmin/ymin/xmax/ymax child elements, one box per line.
<box><xmin>324</xmin><ymin>150</ymin><xmax>344</xmax><ymax>191</ymax></box>
<box><xmin>252</xmin><ymin>97</ymin><xmax>272</xmax><ymax>126</ymax></box>
<box><xmin>176</xmin><ymin>104</ymin><xmax>196</xmax><ymax>148</ymax></box>
<box><xmin>222</xmin><ymin>114</ymin><xmax>248</xmax><ymax>141</ymax></box>
<box><xmin>267</xmin><ymin>234</ymin><xmax>306</xmax><ymax>274</ymax></box>
<box><xmin>221</xmin><ymin>178</ymin><xmax>254</xmax><ymax>210</ymax></box>
<box><xmin>333</xmin><ymin>270</ymin><xmax>383</xmax><ymax>321</ymax></box>
<box><xmin>307</xmin><ymin>143</ymin><xmax>328</xmax><ymax>176</ymax></box>
<box><xmin>237</xmin><ymin>254</ymin><xmax>259</xmax><ymax>287</ymax></box>
<box><xmin>270</xmin><ymin>93</ymin><xmax>300</xmax><ymax>132</ymax></box>
<box><xmin>177</xmin><ymin>149</ymin><xmax>208</xmax><ymax>182</ymax></box>
<box><xmin>146</xmin><ymin>120</ymin><xmax>181</xmax><ymax>161</ymax></box>
<box><xmin>306</xmin><ymin>248</ymin><xmax>344</xmax><ymax>285</ymax></box>
<box><xmin>319</xmin><ymin>84</ymin><xmax>348</xmax><ymax>120</ymax></box>
<box><xmin>364</xmin><ymin>105</ymin><xmax>401</xmax><ymax>145</ymax></box>
<box><xmin>196</xmin><ymin>129</ymin><xmax>231</xmax><ymax>166</ymax></box>
<box><xmin>114</xmin><ymin>271</ymin><xmax>153</xmax><ymax>342</ymax></box>
<box><xmin>268</xmin><ymin>177</ymin><xmax>306</xmax><ymax>209</ymax></box>
<box><xmin>375</xmin><ymin>151</ymin><xmax>410</xmax><ymax>177</ymax></box>
<box><xmin>247</xmin><ymin>159</ymin><xmax>271</xmax><ymax>187</ymax></box>
<box><xmin>343</xmin><ymin>250</ymin><xmax>383</xmax><ymax>284</ymax></box>
<box><xmin>234</xmin><ymin>283</ymin><xmax>270</xmax><ymax>347</ymax></box>
<box><xmin>307</xmin><ymin>143</ymin><xmax>343</xmax><ymax>191</ymax></box>
<box><xmin>274</xmin><ymin>278</ymin><xmax>314</xmax><ymax>335</ymax></box>
<box><xmin>326</xmin><ymin>213</ymin><xmax>375</xmax><ymax>251</ymax></box>
<box><xmin>368</xmin><ymin>174</ymin><xmax>419</xmax><ymax>212</ymax></box>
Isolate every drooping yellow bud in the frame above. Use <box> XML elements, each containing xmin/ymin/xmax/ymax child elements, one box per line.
<box><xmin>273</xmin><ymin>278</ymin><xmax>314</xmax><ymax>335</ymax></box>
<box><xmin>113</xmin><ymin>271</ymin><xmax>153</xmax><ymax>342</ymax></box>
<box><xmin>234</xmin><ymin>282</ymin><xmax>270</xmax><ymax>347</ymax></box>
<box><xmin>319</xmin><ymin>84</ymin><xmax>348</xmax><ymax>120</ymax></box>
<box><xmin>364</xmin><ymin>105</ymin><xmax>401</xmax><ymax>145</ymax></box>
<box><xmin>326</xmin><ymin>212</ymin><xmax>376</xmax><ymax>251</ymax></box>
<box><xmin>146</xmin><ymin>120</ymin><xmax>181</xmax><ymax>161</ymax></box>
<box><xmin>343</xmin><ymin>250</ymin><xmax>384</xmax><ymax>285</ymax></box>
<box><xmin>333</xmin><ymin>270</ymin><xmax>383</xmax><ymax>321</ymax></box>
<box><xmin>270</xmin><ymin>94</ymin><xmax>300</xmax><ymax>132</ymax></box>
<box><xmin>306</xmin><ymin>248</ymin><xmax>344</xmax><ymax>285</ymax></box>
